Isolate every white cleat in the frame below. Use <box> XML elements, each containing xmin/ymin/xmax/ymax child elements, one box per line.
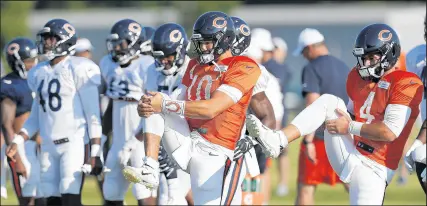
<box><xmin>122</xmin><ymin>164</ymin><xmax>159</xmax><ymax>190</ymax></box>
<box><xmin>245</xmin><ymin>114</ymin><xmax>288</xmax><ymax>158</ymax></box>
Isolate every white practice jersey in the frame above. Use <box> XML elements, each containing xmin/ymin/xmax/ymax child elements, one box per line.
<box><xmin>100</xmin><ymin>54</ymin><xmax>154</xmax><ymax>101</ymax></box>
<box><xmin>25</xmin><ymin>56</ymin><xmax>102</xmax><ymax>141</ymax></box>
<box><xmin>144</xmin><ymin>57</ymin><xmax>190</xmax><ymax>98</ymax></box>
<box><xmin>100</xmin><ymin>54</ymin><xmax>154</xmax><ymax>145</ymax></box>
<box><xmin>406</xmin><ymin>44</ymin><xmax>426</xmax><ymax>119</ymax></box>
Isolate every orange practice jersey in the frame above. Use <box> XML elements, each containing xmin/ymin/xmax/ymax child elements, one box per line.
<box><xmin>182</xmin><ymin>56</ymin><xmax>261</xmax><ymax>150</ymax></box>
<box><xmin>346</xmin><ymin>68</ymin><xmax>423</xmax><ymax>170</ymax></box>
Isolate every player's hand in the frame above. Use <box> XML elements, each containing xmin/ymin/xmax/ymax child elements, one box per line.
<box><xmin>6</xmin><ymin>143</ymin><xmax>18</xmax><ymax>162</ymax></box>
<box><xmin>305</xmin><ymin>143</ymin><xmax>317</xmax><ymax>164</ymax></box>
<box><xmin>146</xmin><ymin>91</ymin><xmax>163</xmax><ymax>113</ymax></box>
<box><xmin>325</xmin><ymin>108</ymin><xmax>351</xmax><ymax>135</ymax></box>
<box><xmin>138</xmin><ymin>94</ymin><xmax>155</xmax><ymax>117</ymax></box>
<box><xmin>404</xmin><ymin>140</ymin><xmax>423</xmax><ymax>173</ymax></box>
<box><xmin>7</xmin><ymin>156</ymin><xmax>28</xmax><ymax>179</ymax></box>
<box><xmin>233</xmin><ymin>135</ymin><xmax>254</xmax><ymax>161</ymax></box>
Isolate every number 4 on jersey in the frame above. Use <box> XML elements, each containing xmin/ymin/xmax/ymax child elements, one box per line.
<box><xmin>359</xmin><ymin>91</ymin><xmax>375</xmax><ymax>123</ymax></box>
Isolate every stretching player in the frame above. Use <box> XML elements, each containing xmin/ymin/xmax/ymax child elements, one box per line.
<box><xmin>6</xmin><ymin>19</ymin><xmax>103</xmax><ymax>206</ymax></box>
<box><xmin>124</xmin><ymin>11</ymin><xmax>261</xmax><ymax>205</ymax></box>
<box><xmin>1</xmin><ymin>37</ymin><xmax>44</xmax><ymax>205</ymax></box>
<box><xmin>123</xmin><ymin>22</ymin><xmax>193</xmax><ymax>205</ymax></box>
<box><xmin>245</xmin><ymin>23</ymin><xmax>424</xmax><ymax>204</ymax></box>
<box><xmin>99</xmin><ymin>19</ymin><xmax>155</xmax><ymax>206</ymax></box>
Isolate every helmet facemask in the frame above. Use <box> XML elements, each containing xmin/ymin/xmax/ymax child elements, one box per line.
<box><xmin>36</xmin><ymin>28</ymin><xmax>76</xmax><ymax>60</ymax></box>
<box><xmin>191</xmin><ymin>27</ymin><xmax>228</xmax><ymax>65</ymax></box>
<box><xmin>107</xmin><ymin>33</ymin><xmax>140</xmax><ymax>66</ymax></box>
<box><xmin>153</xmin><ymin>38</ymin><xmax>186</xmax><ymax>76</ymax></box>
<box><xmin>353</xmin><ymin>42</ymin><xmax>398</xmax><ymax>81</ymax></box>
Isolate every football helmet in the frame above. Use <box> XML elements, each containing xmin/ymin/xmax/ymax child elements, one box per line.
<box><xmin>4</xmin><ymin>37</ymin><xmax>38</xmax><ymax>79</ymax></box>
<box><xmin>36</xmin><ymin>18</ymin><xmax>77</xmax><ymax>60</ymax></box>
<box><xmin>230</xmin><ymin>16</ymin><xmax>251</xmax><ymax>56</ymax></box>
<box><xmin>107</xmin><ymin>19</ymin><xmax>145</xmax><ymax>65</ymax></box>
<box><xmin>141</xmin><ymin>26</ymin><xmax>155</xmax><ymax>55</ymax></box>
<box><xmin>191</xmin><ymin>11</ymin><xmax>235</xmax><ymax>64</ymax></box>
<box><xmin>152</xmin><ymin>23</ymin><xmax>189</xmax><ymax>76</ymax></box>
<box><xmin>352</xmin><ymin>23</ymin><xmax>401</xmax><ymax>81</ymax></box>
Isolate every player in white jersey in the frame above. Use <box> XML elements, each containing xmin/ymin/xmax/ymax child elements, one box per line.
<box><xmin>404</xmin><ymin>17</ymin><xmax>426</xmax><ymax>193</ymax></box>
<box><xmin>99</xmin><ymin>19</ymin><xmax>156</xmax><ymax>206</ymax></box>
<box><xmin>120</xmin><ymin>22</ymin><xmax>193</xmax><ymax>205</ymax></box>
<box><xmin>5</xmin><ymin>19</ymin><xmax>103</xmax><ymax>206</ymax></box>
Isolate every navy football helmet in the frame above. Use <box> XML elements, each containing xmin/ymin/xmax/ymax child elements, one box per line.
<box><xmin>152</xmin><ymin>23</ymin><xmax>189</xmax><ymax>76</ymax></box>
<box><xmin>230</xmin><ymin>16</ymin><xmax>251</xmax><ymax>56</ymax></box>
<box><xmin>36</xmin><ymin>18</ymin><xmax>77</xmax><ymax>60</ymax></box>
<box><xmin>141</xmin><ymin>26</ymin><xmax>156</xmax><ymax>55</ymax></box>
<box><xmin>4</xmin><ymin>37</ymin><xmax>38</xmax><ymax>79</ymax></box>
<box><xmin>191</xmin><ymin>11</ymin><xmax>235</xmax><ymax>64</ymax></box>
<box><xmin>352</xmin><ymin>23</ymin><xmax>401</xmax><ymax>81</ymax></box>
<box><xmin>107</xmin><ymin>19</ymin><xmax>145</xmax><ymax>65</ymax></box>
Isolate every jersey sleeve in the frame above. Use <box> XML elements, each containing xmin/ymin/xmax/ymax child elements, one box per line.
<box><xmin>0</xmin><ymin>80</ymin><xmax>18</xmax><ymax>103</ymax></box>
<box><xmin>301</xmin><ymin>64</ymin><xmax>319</xmax><ymax>96</ymax></box>
<box><xmin>252</xmin><ymin>64</ymin><xmax>270</xmax><ymax>96</ymax></box>
<box><xmin>220</xmin><ymin>60</ymin><xmax>261</xmax><ymax>95</ymax></box>
<box><xmin>74</xmin><ymin>59</ymin><xmax>102</xmax><ymax>89</ymax></box>
<box><xmin>389</xmin><ymin>76</ymin><xmax>424</xmax><ymax>107</ymax></box>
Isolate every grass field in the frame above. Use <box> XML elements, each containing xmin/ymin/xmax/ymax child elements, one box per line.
<box><xmin>1</xmin><ymin>135</ymin><xmax>425</xmax><ymax>205</ymax></box>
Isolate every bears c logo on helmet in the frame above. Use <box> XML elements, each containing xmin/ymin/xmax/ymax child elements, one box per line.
<box><xmin>63</xmin><ymin>23</ymin><xmax>76</xmax><ymax>36</ymax></box>
<box><xmin>212</xmin><ymin>17</ymin><xmax>227</xmax><ymax>29</ymax></box>
<box><xmin>169</xmin><ymin>30</ymin><xmax>182</xmax><ymax>43</ymax></box>
<box><xmin>239</xmin><ymin>24</ymin><xmax>250</xmax><ymax>36</ymax></box>
<box><xmin>7</xmin><ymin>43</ymin><xmax>20</xmax><ymax>55</ymax></box>
<box><xmin>128</xmin><ymin>22</ymin><xmax>142</xmax><ymax>35</ymax></box>
<box><xmin>378</xmin><ymin>30</ymin><xmax>392</xmax><ymax>41</ymax></box>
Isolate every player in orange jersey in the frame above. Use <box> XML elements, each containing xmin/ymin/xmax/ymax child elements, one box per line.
<box><xmin>245</xmin><ymin>23</ymin><xmax>424</xmax><ymax>205</ymax></box>
<box><xmin>122</xmin><ymin>11</ymin><xmax>261</xmax><ymax>205</ymax></box>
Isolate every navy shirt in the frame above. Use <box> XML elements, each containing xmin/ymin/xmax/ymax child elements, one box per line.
<box><xmin>263</xmin><ymin>58</ymin><xmax>291</xmax><ymax>95</ymax></box>
<box><xmin>301</xmin><ymin>55</ymin><xmax>350</xmax><ymax>139</ymax></box>
<box><xmin>0</xmin><ymin>72</ymin><xmax>33</xmax><ymax>117</ymax></box>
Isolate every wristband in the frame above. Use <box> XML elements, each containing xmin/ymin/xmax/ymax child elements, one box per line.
<box><xmin>91</xmin><ymin>144</ymin><xmax>101</xmax><ymax>157</ymax></box>
<box><xmin>349</xmin><ymin>121</ymin><xmax>363</xmax><ymax>136</ymax></box>
<box><xmin>162</xmin><ymin>99</ymin><xmax>185</xmax><ymax>116</ymax></box>
<box><xmin>12</xmin><ymin>134</ymin><xmax>25</xmax><ymax>145</ymax></box>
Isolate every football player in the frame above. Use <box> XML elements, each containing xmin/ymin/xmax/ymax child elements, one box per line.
<box><xmin>124</xmin><ymin>11</ymin><xmax>261</xmax><ymax>205</ymax></box>
<box><xmin>99</xmin><ymin>19</ymin><xmax>155</xmax><ymax>206</ymax></box>
<box><xmin>245</xmin><ymin>23</ymin><xmax>424</xmax><ymax>204</ymax></box>
<box><xmin>229</xmin><ymin>16</ymin><xmax>276</xmax><ymax>205</ymax></box>
<box><xmin>1</xmin><ymin>37</ymin><xmax>44</xmax><ymax>205</ymax></box>
<box><xmin>122</xmin><ymin>22</ymin><xmax>193</xmax><ymax>205</ymax></box>
<box><xmin>404</xmin><ymin>16</ymin><xmax>426</xmax><ymax>193</ymax></box>
<box><xmin>5</xmin><ymin>19</ymin><xmax>103</xmax><ymax>206</ymax></box>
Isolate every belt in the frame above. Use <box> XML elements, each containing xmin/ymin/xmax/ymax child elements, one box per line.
<box><xmin>53</xmin><ymin>137</ymin><xmax>69</xmax><ymax>145</ymax></box>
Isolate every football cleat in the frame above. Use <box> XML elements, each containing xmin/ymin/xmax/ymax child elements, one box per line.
<box><xmin>122</xmin><ymin>157</ymin><xmax>159</xmax><ymax>189</ymax></box>
<box><xmin>245</xmin><ymin>114</ymin><xmax>288</xmax><ymax>158</ymax></box>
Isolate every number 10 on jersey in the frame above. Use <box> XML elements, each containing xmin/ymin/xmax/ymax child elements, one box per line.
<box><xmin>37</xmin><ymin>79</ymin><xmax>62</xmax><ymax>112</ymax></box>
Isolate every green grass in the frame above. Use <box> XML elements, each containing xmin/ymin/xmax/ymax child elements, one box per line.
<box><xmin>1</xmin><ymin>137</ymin><xmax>425</xmax><ymax>205</ymax></box>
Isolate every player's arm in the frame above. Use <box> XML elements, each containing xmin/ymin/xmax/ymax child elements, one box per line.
<box><xmin>348</xmin><ymin>78</ymin><xmax>424</xmax><ymax>142</ymax></box>
<box><xmin>162</xmin><ymin>62</ymin><xmax>261</xmax><ymax>119</ymax></box>
<box><xmin>249</xmin><ymin>92</ymin><xmax>275</xmax><ymax>129</ymax></box>
<box><xmin>1</xmin><ymin>98</ymin><xmax>17</xmax><ymax>145</ymax></box>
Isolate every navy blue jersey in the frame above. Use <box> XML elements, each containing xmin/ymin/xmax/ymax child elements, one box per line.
<box><xmin>0</xmin><ymin>72</ymin><xmax>33</xmax><ymax>117</ymax></box>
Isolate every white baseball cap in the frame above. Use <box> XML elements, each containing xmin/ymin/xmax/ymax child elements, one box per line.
<box><xmin>75</xmin><ymin>38</ymin><xmax>94</xmax><ymax>53</ymax></box>
<box><xmin>293</xmin><ymin>28</ymin><xmax>325</xmax><ymax>56</ymax></box>
<box><xmin>273</xmin><ymin>37</ymin><xmax>287</xmax><ymax>52</ymax></box>
<box><xmin>251</xmin><ymin>28</ymin><xmax>275</xmax><ymax>51</ymax></box>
